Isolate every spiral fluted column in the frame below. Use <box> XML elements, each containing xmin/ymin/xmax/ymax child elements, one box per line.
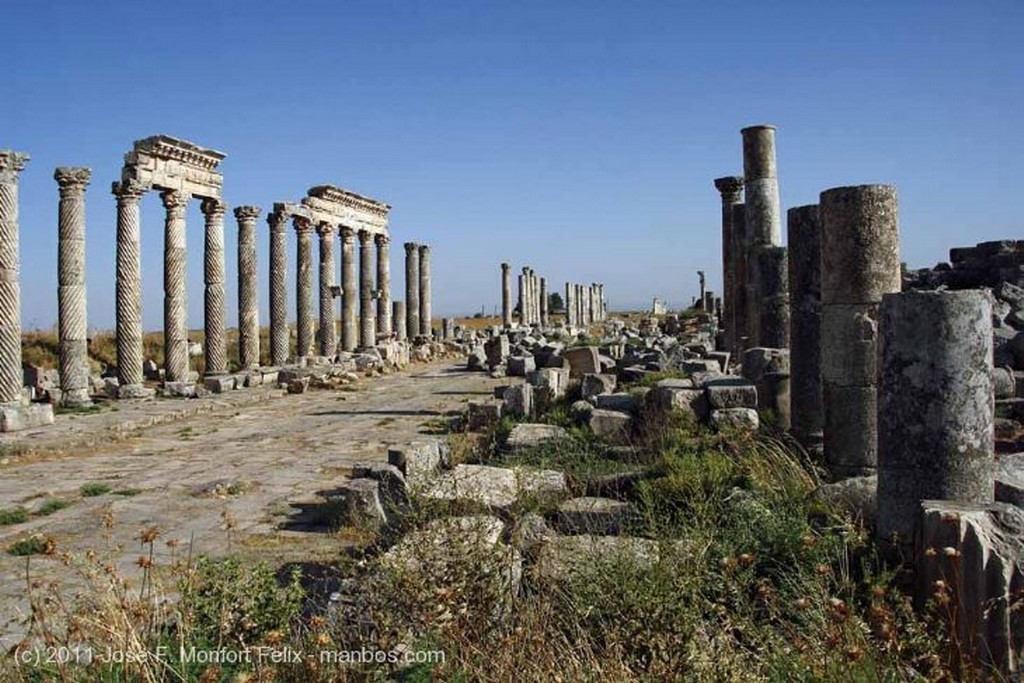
<box><xmin>294</xmin><ymin>215</ymin><xmax>314</xmax><ymax>359</ymax></box>
<box><xmin>341</xmin><ymin>228</ymin><xmax>357</xmax><ymax>352</ymax></box>
<box><xmin>359</xmin><ymin>231</ymin><xmax>376</xmax><ymax>349</ymax></box>
<box><xmin>0</xmin><ymin>152</ymin><xmax>28</xmax><ymax>405</ymax></box>
<box><xmin>113</xmin><ymin>180</ymin><xmax>147</xmax><ymax>395</ymax></box>
<box><xmin>161</xmin><ymin>189</ymin><xmax>189</xmax><ymax>383</ymax></box>
<box><xmin>201</xmin><ymin>198</ymin><xmax>227</xmax><ymax>377</ymax></box>
<box><xmin>268</xmin><ymin>207</ymin><xmax>289</xmax><ymax>365</ymax></box>
<box><xmin>55</xmin><ymin>167</ymin><xmax>92</xmax><ymax>406</ymax></box>
<box><xmin>376</xmin><ymin>234</ymin><xmax>391</xmax><ymax>339</ymax></box>
<box><xmin>234</xmin><ymin>206</ymin><xmax>261</xmax><ymax>369</ymax></box>
<box><xmin>404</xmin><ymin>242</ymin><xmax>419</xmax><ymax>339</ymax></box>
<box><xmin>317</xmin><ymin>223</ymin><xmax>337</xmax><ymax>357</ymax></box>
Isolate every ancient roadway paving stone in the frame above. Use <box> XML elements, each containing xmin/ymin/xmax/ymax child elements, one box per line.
<box><xmin>0</xmin><ymin>359</ymin><xmax>503</xmax><ymax>648</ymax></box>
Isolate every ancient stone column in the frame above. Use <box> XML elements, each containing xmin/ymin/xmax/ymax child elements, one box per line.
<box><xmin>341</xmin><ymin>228</ymin><xmax>358</xmax><ymax>352</ymax></box>
<box><xmin>742</xmin><ymin>126</ymin><xmax>782</xmax><ymax>348</ymax></box>
<box><xmin>359</xmin><ymin>231</ymin><xmax>376</xmax><ymax>348</ymax></box>
<box><xmin>234</xmin><ymin>206</ymin><xmax>261</xmax><ymax>369</ymax></box>
<box><xmin>540</xmin><ymin>277</ymin><xmax>548</xmax><ymax>327</ymax></box>
<box><xmin>714</xmin><ymin>176</ymin><xmax>744</xmax><ymax>355</ymax></box>
<box><xmin>113</xmin><ymin>179</ymin><xmax>148</xmax><ymax>396</ymax></box>
<box><xmin>161</xmin><ymin>189</ymin><xmax>190</xmax><ymax>383</ymax></box>
<box><xmin>820</xmin><ymin>185</ymin><xmax>900</xmax><ymax>477</ymax></box>
<box><xmin>500</xmin><ymin>263</ymin><xmax>512</xmax><ymax>328</ymax></box>
<box><xmin>418</xmin><ymin>244</ymin><xmax>432</xmax><ymax>337</ymax></box>
<box><xmin>393</xmin><ymin>300</ymin><xmax>407</xmax><ymax>341</ymax></box>
<box><xmin>294</xmin><ymin>215</ymin><xmax>314</xmax><ymax>358</ymax></box>
<box><xmin>788</xmin><ymin>205</ymin><xmax>823</xmax><ymax>451</ymax></box>
<box><xmin>757</xmin><ymin>246</ymin><xmax>789</xmax><ymax>348</ymax></box>
<box><xmin>877</xmin><ymin>290</ymin><xmax>993</xmax><ymax>542</ymax></box>
<box><xmin>564</xmin><ymin>283</ymin><xmax>573</xmax><ymax>327</ymax></box>
<box><xmin>317</xmin><ymin>223</ymin><xmax>337</xmax><ymax>356</ymax></box>
<box><xmin>442</xmin><ymin>317</ymin><xmax>453</xmax><ymax>340</ymax></box>
<box><xmin>404</xmin><ymin>242</ymin><xmax>419</xmax><ymax>340</ymax></box>
<box><xmin>268</xmin><ymin>207</ymin><xmax>289</xmax><ymax>365</ymax></box>
<box><xmin>0</xmin><ymin>151</ymin><xmax>29</xmax><ymax>406</ymax></box>
<box><xmin>55</xmin><ymin>167</ymin><xmax>92</xmax><ymax>407</ymax></box>
<box><xmin>201</xmin><ymin>198</ymin><xmax>227</xmax><ymax>378</ymax></box>
<box><xmin>731</xmin><ymin>203</ymin><xmax>752</xmax><ymax>353</ymax></box>
<box><xmin>376</xmin><ymin>234</ymin><xmax>391</xmax><ymax>338</ymax></box>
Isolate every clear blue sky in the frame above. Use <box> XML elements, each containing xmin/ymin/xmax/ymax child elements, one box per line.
<box><xmin>4</xmin><ymin>0</ymin><xmax>1021</xmax><ymax>331</ymax></box>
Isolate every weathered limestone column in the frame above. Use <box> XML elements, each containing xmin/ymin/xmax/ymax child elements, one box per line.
<box><xmin>564</xmin><ymin>283</ymin><xmax>574</xmax><ymax>327</ymax></box>
<box><xmin>742</xmin><ymin>126</ymin><xmax>782</xmax><ymax>348</ymax></box>
<box><xmin>234</xmin><ymin>206</ymin><xmax>261</xmax><ymax>369</ymax></box>
<box><xmin>341</xmin><ymin>228</ymin><xmax>358</xmax><ymax>352</ymax></box>
<box><xmin>294</xmin><ymin>215</ymin><xmax>314</xmax><ymax>358</ymax></box>
<box><xmin>161</xmin><ymin>189</ymin><xmax>190</xmax><ymax>382</ymax></box>
<box><xmin>714</xmin><ymin>176</ymin><xmax>744</xmax><ymax>355</ymax></box>
<box><xmin>731</xmin><ymin>203</ymin><xmax>752</xmax><ymax>353</ymax></box>
<box><xmin>55</xmin><ymin>167</ymin><xmax>92</xmax><ymax>407</ymax></box>
<box><xmin>375</xmin><ymin>235</ymin><xmax>391</xmax><ymax>338</ymax></box>
<box><xmin>757</xmin><ymin>246</ymin><xmax>789</xmax><ymax>348</ymax></box>
<box><xmin>317</xmin><ymin>223</ymin><xmax>337</xmax><ymax>356</ymax></box>
<box><xmin>201</xmin><ymin>198</ymin><xmax>227</xmax><ymax>377</ymax></box>
<box><xmin>359</xmin><ymin>231</ymin><xmax>376</xmax><ymax>348</ymax></box>
<box><xmin>576</xmin><ymin>284</ymin><xmax>585</xmax><ymax>327</ymax></box>
<box><xmin>788</xmin><ymin>205</ymin><xmax>823</xmax><ymax>451</ymax></box>
<box><xmin>268</xmin><ymin>208</ymin><xmax>289</xmax><ymax>365</ymax></box>
<box><xmin>877</xmin><ymin>290</ymin><xmax>993</xmax><ymax>542</ymax></box>
<box><xmin>820</xmin><ymin>185</ymin><xmax>900</xmax><ymax>477</ymax></box>
<box><xmin>539</xmin><ymin>277</ymin><xmax>548</xmax><ymax>327</ymax></box>
<box><xmin>500</xmin><ymin>263</ymin><xmax>512</xmax><ymax>327</ymax></box>
<box><xmin>113</xmin><ymin>179</ymin><xmax>148</xmax><ymax>396</ymax></box>
<box><xmin>393</xmin><ymin>300</ymin><xmax>407</xmax><ymax>341</ymax></box>
<box><xmin>404</xmin><ymin>242</ymin><xmax>419</xmax><ymax>340</ymax></box>
<box><xmin>0</xmin><ymin>151</ymin><xmax>29</xmax><ymax>406</ymax></box>
<box><xmin>418</xmin><ymin>244</ymin><xmax>431</xmax><ymax>338</ymax></box>
<box><xmin>519</xmin><ymin>268</ymin><xmax>528</xmax><ymax>326</ymax></box>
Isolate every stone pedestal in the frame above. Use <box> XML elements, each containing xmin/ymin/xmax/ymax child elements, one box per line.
<box><xmin>161</xmin><ymin>190</ymin><xmax>190</xmax><ymax>382</ymax></box>
<box><xmin>820</xmin><ymin>185</ymin><xmax>900</xmax><ymax>477</ymax></box>
<box><xmin>201</xmin><ymin>198</ymin><xmax>227</xmax><ymax>377</ymax></box>
<box><xmin>501</xmin><ymin>263</ymin><xmax>512</xmax><ymax>328</ymax></box>
<box><xmin>341</xmin><ymin>228</ymin><xmax>357</xmax><ymax>352</ymax></box>
<box><xmin>360</xmin><ymin>231</ymin><xmax>376</xmax><ymax>348</ymax></box>
<box><xmin>787</xmin><ymin>205</ymin><xmax>823</xmax><ymax>452</ymax></box>
<box><xmin>317</xmin><ymin>223</ymin><xmax>337</xmax><ymax>356</ymax></box>
<box><xmin>418</xmin><ymin>244</ymin><xmax>432</xmax><ymax>337</ymax></box>
<box><xmin>294</xmin><ymin>216</ymin><xmax>314</xmax><ymax>358</ymax></box>
<box><xmin>877</xmin><ymin>290</ymin><xmax>994</xmax><ymax>542</ymax></box>
<box><xmin>234</xmin><ymin>206</ymin><xmax>261</xmax><ymax>369</ymax></box>
<box><xmin>55</xmin><ymin>167</ymin><xmax>92</xmax><ymax>407</ymax></box>
<box><xmin>376</xmin><ymin>235</ymin><xmax>391</xmax><ymax>338</ymax></box>
<box><xmin>113</xmin><ymin>179</ymin><xmax>150</xmax><ymax>397</ymax></box>
<box><xmin>404</xmin><ymin>242</ymin><xmax>419</xmax><ymax>340</ymax></box>
<box><xmin>268</xmin><ymin>208</ymin><xmax>289</xmax><ymax>365</ymax></box>
<box><xmin>756</xmin><ymin>246</ymin><xmax>789</xmax><ymax>348</ymax></box>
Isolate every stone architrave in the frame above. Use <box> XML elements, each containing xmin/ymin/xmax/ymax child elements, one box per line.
<box><xmin>294</xmin><ymin>215</ymin><xmax>315</xmax><ymax>358</ymax></box>
<box><xmin>341</xmin><ymin>228</ymin><xmax>358</xmax><ymax>352</ymax></box>
<box><xmin>877</xmin><ymin>290</ymin><xmax>994</xmax><ymax>542</ymax></box>
<box><xmin>201</xmin><ymin>198</ymin><xmax>227</xmax><ymax>378</ymax></box>
<box><xmin>268</xmin><ymin>207</ymin><xmax>289</xmax><ymax>365</ymax></box>
<box><xmin>376</xmin><ymin>234</ymin><xmax>391</xmax><ymax>338</ymax></box>
<box><xmin>359</xmin><ymin>230</ymin><xmax>376</xmax><ymax>348</ymax></box>
<box><xmin>404</xmin><ymin>242</ymin><xmax>419</xmax><ymax>339</ymax></box>
<box><xmin>234</xmin><ymin>206</ymin><xmax>261</xmax><ymax>369</ymax></box>
<box><xmin>501</xmin><ymin>263</ymin><xmax>512</xmax><ymax>327</ymax></box>
<box><xmin>418</xmin><ymin>244</ymin><xmax>431</xmax><ymax>338</ymax></box>
<box><xmin>317</xmin><ymin>223</ymin><xmax>337</xmax><ymax>356</ymax></box>
<box><xmin>714</xmin><ymin>176</ymin><xmax>744</xmax><ymax>355</ymax></box>
<box><xmin>820</xmin><ymin>185</ymin><xmax>900</xmax><ymax>477</ymax></box>
<box><xmin>55</xmin><ymin>167</ymin><xmax>92</xmax><ymax>407</ymax></box>
<box><xmin>788</xmin><ymin>205</ymin><xmax>823</xmax><ymax>451</ymax></box>
<box><xmin>161</xmin><ymin>189</ymin><xmax>190</xmax><ymax>382</ymax></box>
<box><xmin>540</xmin><ymin>277</ymin><xmax>548</xmax><ymax>327</ymax></box>
<box><xmin>393</xmin><ymin>300</ymin><xmax>407</xmax><ymax>341</ymax></box>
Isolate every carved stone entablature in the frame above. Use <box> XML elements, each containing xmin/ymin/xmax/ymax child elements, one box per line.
<box><xmin>121</xmin><ymin>135</ymin><xmax>225</xmax><ymax>200</ymax></box>
<box><xmin>302</xmin><ymin>185</ymin><xmax>390</xmax><ymax>237</ymax></box>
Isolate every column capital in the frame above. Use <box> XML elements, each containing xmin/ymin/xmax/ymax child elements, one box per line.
<box><xmin>160</xmin><ymin>189</ymin><xmax>189</xmax><ymax>212</ymax></box>
<box><xmin>358</xmin><ymin>229</ymin><xmax>373</xmax><ymax>246</ymax></box>
<box><xmin>316</xmin><ymin>222</ymin><xmax>336</xmax><ymax>237</ymax></box>
<box><xmin>292</xmin><ymin>215</ymin><xmax>313</xmax><ymax>234</ymax></box>
<box><xmin>54</xmin><ymin>167</ymin><xmax>91</xmax><ymax>194</ymax></box>
<box><xmin>200</xmin><ymin>197</ymin><xmax>226</xmax><ymax>218</ymax></box>
<box><xmin>404</xmin><ymin>241</ymin><xmax>418</xmax><ymax>254</ymax></box>
<box><xmin>374</xmin><ymin>233</ymin><xmax>390</xmax><ymax>246</ymax></box>
<box><xmin>340</xmin><ymin>226</ymin><xmax>356</xmax><ymax>242</ymax></box>
<box><xmin>418</xmin><ymin>243</ymin><xmax>430</xmax><ymax>255</ymax></box>
<box><xmin>714</xmin><ymin>175</ymin><xmax>744</xmax><ymax>199</ymax></box>
<box><xmin>0</xmin><ymin>151</ymin><xmax>30</xmax><ymax>181</ymax></box>
<box><xmin>112</xmin><ymin>179</ymin><xmax>148</xmax><ymax>202</ymax></box>
<box><xmin>501</xmin><ymin>262</ymin><xmax>510</xmax><ymax>272</ymax></box>
<box><xmin>267</xmin><ymin>208</ymin><xmax>289</xmax><ymax>232</ymax></box>
<box><xmin>233</xmin><ymin>205</ymin><xmax>262</xmax><ymax>222</ymax></box>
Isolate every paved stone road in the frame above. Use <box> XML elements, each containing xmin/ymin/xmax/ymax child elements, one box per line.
<box><xmin>0</xmin><ymin>360</ymin><xmax>501</xmax><ymax>648</ymax></box>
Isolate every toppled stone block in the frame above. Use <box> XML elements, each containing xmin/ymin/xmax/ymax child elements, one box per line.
<box><xmin>352</xmin><ymin>462</ymin><xmax>410</xmax><ymax>518</ymax></box>
<box><xmin>554</xmin><ymin>497</ymin><xmax>640</xmax><ymax>536</ymax></box>
<box><xmin>704</xmin><ymin>378</ymin><xmax>758</xmax><ymax>409</ymax></box>
<box><xmin>502</xmin><ymin>383</ymin><xmax>534</xmax><ymax>418</ymax></box>
<box><xmin>388</xmin><ymin>440</ymin><xmax>447</xmax><ymax>484</ymax></box>
<box><xmin>507</xmin><ymin>355</ymin><xmax>536</xmax><ymax>377</ymax></box>
<box><xmin>331</xmin><ymin>478</ymin><xmax>386</xmax><ymax>529</ymax></box>
<box><xmin>143</xmin><ymin>359</ymin><xmax>161</xmax><ymax>381</ymax></box>
<box><xmin>706</xmin><ymin>351</ymin><xmax>731</xmax><ymax>373</ymax></box>
<box><xmin>467</xmin><ymin>400</ymin><xmax>504</xmax><ymax>431</ymax></box>
<box><xmin>587</xmin><ymin>408</ymin><xmax>633</xmax><ymax>444</ymax></box>
<box><xmin>682</xmin><ymin>359</ymin><xmax>722</xmax><ymax>376</ymax></box>
<box><xmin>204</xmin><ymin>375</ymin><xmax>236</xmax><ymax>394</ymax></box>
<box><xmin>594</xmin><ymin>392</ymin><xmax>640</xmax><ymax>414</ymax></box>
<box><xmin>996</xmin><ymin>453</ymin><xmax>1024</xmax><ymax>509</ymax></box>
<box><xmin>162</xmin><ymin>381</ymin><xmax>197</xmax><ymax>398</ymax></box>
<box><xmin>563</xmin><ymin>346</ymin><xmax>601</xmax><ymax>377</ymax></box>
<box><xmin>286</xmin><ymin>377</ymin><xmax>309</xmax><ymax>394</ymax></box>
<box><xmin>710</xmin><ymin>408</ymin><xmax>759</xmax><ymax>430</ymax></box>
<box><xmin>103</xmin><ymin>377</ymin><xmax>121</xmax><ymax>397</ymax></box>
<box><xmin>484</xmin><ymin>335</ymin><xmax>510</xmax><ymax>369</ymax></box>
<box><xmin>467</xmin><ymin>345</ymin><xmax>487</xmax><ymax>371</ymax></box>
<box><xmin>581</xmin><ymin>373</ymin><xmax>617</xmax><ymax>400</ymax></box>
<box><xmin>536</xmin><ymin>534</ymin><xmax>662</xmax><ymax>582</ymax></box>
<box><xmin>506</xmin><ymin>423</ymin><xmax>569</xmax><ymax>451</ymax></box>
<box><xmin>648</xmin><ymin>379</ymin><xmax>707</xmax><ymax>421</ymax></box>
<box><xmin>815</xmin><ymin>475</ymin><xmax>877</xmax><ymax>529</ymax></box>
<box><xmin>0</xmin><ymin>403</ymin><xmax>55</xmax><ymax>432</ymax></box>
<box><xmin>419</xmin><ymin>464</ymin><xmax>566</xmax><ymax>512</ymax></box>
<box><xmin>570</xmin><ymin>399</ymin><xmax>594</xmax><ymax>423</ymax></box>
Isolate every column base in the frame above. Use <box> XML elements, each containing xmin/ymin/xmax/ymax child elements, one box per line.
<box><xmin>60</xmin><ymin>391</ymin><xmax>93</xmax><ymax>409</ymax></box>
<box><xmin>204</xmin><ymin>375</ymin><xmax>237</xmax><ymax>393</ymax></box>
<box><xmin>117</xmin><ymin>384</ymin><xmax>155</xmax><ymax>400</ymax></box>
<box><xmin>160</xmin><ymin>382</ymin><xmax>196</xmax><ymax>398</ymax></box>
<box><xmin>0</xmin><ymin>403</ymin><xmax>55</xmax><ymax>432</ymax></box>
